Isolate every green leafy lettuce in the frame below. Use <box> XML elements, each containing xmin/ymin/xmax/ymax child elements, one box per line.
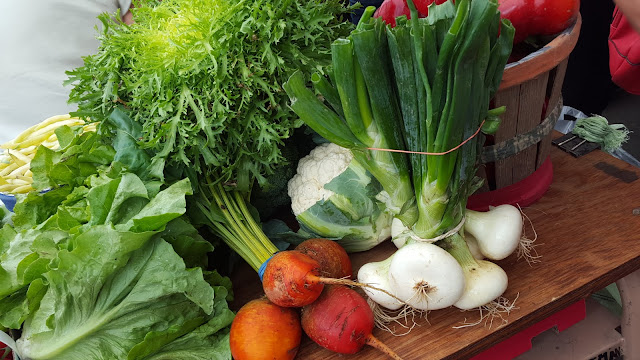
<box><xmin>16</xmin><ymin>236</ymin><xmax>233</xmax><ymax>360</ymax></box>
<box><xmin>0</xmin><ymin>116</ymin><xmax>233</xmax><ymax>359</ymax></box>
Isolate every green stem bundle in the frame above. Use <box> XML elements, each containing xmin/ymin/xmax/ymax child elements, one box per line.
<box><xmin>196</xmin><ymin>180</ymin><xmax>278</xmax><ymax>272</ymax></box>
<box><xmin>284</xmin><ymin>0</ymin><xmax>514</xmax><ymax>246</ymax></box>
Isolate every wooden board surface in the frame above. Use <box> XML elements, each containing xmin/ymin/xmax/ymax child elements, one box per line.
<box><xmin>230</xmin><ymin>142</ymin><xmax>640</xmax><ymax>360</ymax></box>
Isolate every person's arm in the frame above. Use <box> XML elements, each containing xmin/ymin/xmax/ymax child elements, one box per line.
<box><xmin>121</xmin><ymin>4</ymin><xmax>134</xmax><ymax>24</ymax></box>
<box><xmin>118</xmin><ymin>0</ymin><xmax>134</xmax><ymax>24</ymax></box>
<box><xmin>614</xmin><ymin>0</ymin><xmax>640</xmax><ymax>33</ymax></box>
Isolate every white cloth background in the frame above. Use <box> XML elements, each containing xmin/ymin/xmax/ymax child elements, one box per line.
<box><xmin>0</xmin><ymin>0</ymin><xmax>131</xmax><ymax>144</ymax></box>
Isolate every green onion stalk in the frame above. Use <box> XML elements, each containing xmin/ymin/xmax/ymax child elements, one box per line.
<box><xmin>285</xmin><ymin>9</ymin><xmax>419</xmax><ymax>228</ymax></box>
<box><xmin>402</xmin><ymin>0</ymin><xmax>515</xmax><ymax>241</ymax></box>
<box><xmin>285</xmin><ymin>0</ymin><xmax>514</xmax><ymax>270</ymax></box>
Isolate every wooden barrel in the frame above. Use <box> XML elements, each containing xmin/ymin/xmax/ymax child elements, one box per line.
<box><xmin>477</xmin><ymin>14</ymin><xmax>582</xmax><ymax>193</ymax></box>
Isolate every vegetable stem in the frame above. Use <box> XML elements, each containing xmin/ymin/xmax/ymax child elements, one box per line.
<box><xmin>439</xmin><ymin>232</ymin><xmax>478</xmax><ymax>269</ymax></box>
<box><xmin>200</xmin><ymin>180</ymin><xmax>278</xmax><ymax>272</ymax></box>
<box><xmin>365</xmin><ymin>335</ymin><xmax>405</xmax><ymax>360</ymax></box>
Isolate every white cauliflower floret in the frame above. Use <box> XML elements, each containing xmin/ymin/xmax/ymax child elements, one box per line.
<box><xmin>288</xmin><ymin>143</ymin><xmax>353</xmax><ymax>216</ymax></box>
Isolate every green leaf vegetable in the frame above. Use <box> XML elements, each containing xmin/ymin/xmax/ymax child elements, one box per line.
<box><xmin>66</xmin><ymin>0</ymin><xmax>354</xmax><ymax>272</ymax></box>
<box><xmin>16</xmin><ymin>237</ymin><xmax>233</xmax><ymax>360</ymax></box>
<box><xmin>0</xmin><ymin>127</ymin><xmax>234</xmax><ymax>359</ymax></box>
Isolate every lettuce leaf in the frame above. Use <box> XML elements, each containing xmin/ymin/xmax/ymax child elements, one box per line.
<box><xmin>17</xmin><ymin>237</ymin><xmax>231</xmax><ymax>360</ymax></box>
<box><xmin>127</xmin><ymin>287</ymin><xmax>234</xmax><ymax>360</ymax></box>
<box><xmin>2</xmin><ymin>112</ymin><xmax>233</xmax><ymax>359</ymax></box>
<box><xmin>0</xmin><ymin>178</ymin><xmax>192</xmax><ymax>330</ymax></box>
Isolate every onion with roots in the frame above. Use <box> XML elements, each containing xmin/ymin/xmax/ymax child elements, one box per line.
<box><xmin>464</xmin><ymin>204</ymin><xmax>523</xmax><ymax>261</ymax></box>
<box><xmin>358</xmin><ymin>242</ymin><xmax>466</xmax><ymax>311</ymax></box>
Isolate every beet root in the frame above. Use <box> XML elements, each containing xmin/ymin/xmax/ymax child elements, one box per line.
<box><xmin>301</xmin><ymin>285</ymin><xmax>404</xmax><ymax>359</ymax></box>
<box><xmin>301</xmin><ymin>285</ymin><xmax>372</xmax><ymax>354</ymax></box>
<box><xmin>295</xmin><ymin>238</ymin><xmax>352</xmax><ymax>279</ymax></box>
<box><xmin>262</xmin><ymin>250</ymin><xmax>324</xmax><ymax>307</ymax></box>
<box><xmin>230</xmin><ymin>297</ymin><xmax>302</xmax><ymax>360</ymax></box>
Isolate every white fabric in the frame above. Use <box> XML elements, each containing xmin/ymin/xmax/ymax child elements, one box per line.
<box><xmin>0</xmin><ymin>0</ymin><xmax>132</xmax><ymax>144</ymax></box>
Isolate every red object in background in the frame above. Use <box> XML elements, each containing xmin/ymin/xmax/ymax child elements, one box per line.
<box><xmin>609</xmin><ymin>6</ymin><xmax>640</xmax><ymax>95</ymax></box>
<box><xmin>471</xmin><ymin>299</ymin><xmax>586</xmax><ymax>360</ymax></box>
<box><xmin>373</xmin><ymin>0</ymin><xmax>447</xmax><ymax>27</ymax></box>
<box><xmin>467</xmin><ymin>156</ymin><xmax>553</xmax><ymax>212</ymax></box>
<box><xmin>498</xmin><ymin>0</ymin><xmax>580</xmax><ymax>44</ymax></box>
<box><xmin>0</xmin><ymin>346</ymin><xmax>12</xmax><ymax>359</ymax></box>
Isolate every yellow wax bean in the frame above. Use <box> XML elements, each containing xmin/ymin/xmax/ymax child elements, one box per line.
<box><xmin>34</xmin><ymin>114</ymin><xmax>72</xmax><ymax>132</ymax></box>
<box><xmin>41</xmin><ymin>140</ymin><xmax>59</xmax><ymax>149</ymax></box>
<box><xmin>14</xmin><ymin>146</ymin><xmax>37</xmax><ymax>155</ymax></box>
<box><xmin>12</xmin><ymin>122</ymin><xmax>47</xmax><ymax>144</ymax></box>
<box><xmin>14</xmin><ymin>133</ymin><xmax>55</xmax><ymax>149</ymax></box>
<box><xmin>0</xmin><ymin>184</ymin><xmax>16</xmax><ymax>192</ymax></box>
<box><xmin>8</xmin><ymin>149</ymin><xmax>32</xmax><ymax>165</ymax></box>
<box><xmin>8</xmin><ymin>175</ymin><xmax>33</xmax><ymax>182</ymax></box>
<box><xmin>0</xmin><ymin>159</ymin><xmax>11</xmax><ymax>169</ymax></box>
<box><xmin>12</xmin><ymin>184</ymin><xmax>34</xmax><ymax>194</ymax></box>
<box><xmin>0</xmin><ymin>163</ymin><xmax>19</xmax><ymax>177</ymax></box>
<box><xmin>6</xmin><ymin>178</ymin><xmax>29</xmax><ymax>186</ymax></box>
<box><xmin>7</xmin><ymin>163</ymin><xmax>30</xmax><ymax>178</ymax></box>
<box><xmin>29</xmin><ymin>119</ymin><xmax>84</xmax><ymax>140</ymax></box>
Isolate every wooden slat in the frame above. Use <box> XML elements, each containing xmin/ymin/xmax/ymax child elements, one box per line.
<box><xmin>511</xmin><ymin>73</ymin><xmax>549</xmax><ymax>183</ymax></box>
<box><xmin>474</xmin><ymin>165</ymin><xmax>491</xmax><ymax>194</ymax></box>
<box><xmin>499</xmin><ymin>15</ymin><xmax>581</xmax><ymax>91</ymax></box>
<box><xmin>544</xmin><ymin>59</ymin><xmax>569</xmax><ymax>119</ymax></box>
<box><xmin>492</xmin><ymin>86</ymin><xmax>520</xmax><ymax>188</ymax></box>
<box><xmin>230</xmin><ymin>140</ymin><xmax>640</xmax><ymax>360</ymax></box>
<box><xmin>537</xmin><ymin>59</ymin><xmax>569</xmax><ymax>168</ymax></box>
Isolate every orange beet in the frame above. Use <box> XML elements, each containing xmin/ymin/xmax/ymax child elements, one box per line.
<box><xmin>262</xmin><ymin>250</ymin><xmax>324</xmax><ymax>307</ymax></box>
<box><xmin>295</xmin><ymin>238</ymin><xmax>352</xmax><ymax>279</ymax></box>
<box><xmin>230</xmin><ymin>297</ymin><xmax>302</xmax><ymax>360</ymax></box>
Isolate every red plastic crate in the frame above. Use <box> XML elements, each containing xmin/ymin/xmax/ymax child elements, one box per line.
<box><xmin>471</xmin><ymin>299</ymin><xmax>587</xmax><ymax>360</ymax></box>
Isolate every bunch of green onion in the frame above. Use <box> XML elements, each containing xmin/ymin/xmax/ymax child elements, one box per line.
<box><xmin>285</xmin><ymin>0</ymin><xmax>519</xmax><ymax>311</ymax></box>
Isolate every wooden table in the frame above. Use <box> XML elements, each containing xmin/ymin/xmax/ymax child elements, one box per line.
<box><xmin>230</xmin><ymin>143</ymin><xmax>640</xmax><ymax>360</ymax></box>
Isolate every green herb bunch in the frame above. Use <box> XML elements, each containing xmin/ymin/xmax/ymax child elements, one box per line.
<box><xmin>67</xmin><ymin>0</ymin><xmax>353</xmax><ymax>190</ymax></box>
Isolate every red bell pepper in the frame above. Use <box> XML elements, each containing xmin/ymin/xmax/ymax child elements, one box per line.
<box><xmin>498</xmin><ymin>0</ymin><xmax>580</xmax><ymax>44</ymax></box>
<box><xmin>373</xmin><ymin>0</ymin><xmax>448</xmax><ymax>27</ymax></box>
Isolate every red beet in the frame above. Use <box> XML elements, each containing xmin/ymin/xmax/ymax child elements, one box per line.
<box><xmin>301</xmin><ymin>285</ymin><xmax>404</xmax><ymax>359</ymax></box>
<box><xmin>295</xmin><ymin>238</ymin><xmax>352</xmax><ymax>279</ymax></box>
